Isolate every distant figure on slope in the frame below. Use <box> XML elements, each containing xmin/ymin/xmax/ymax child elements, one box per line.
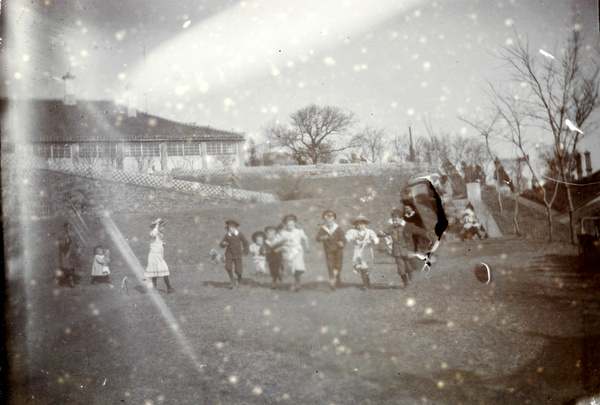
<box><xmin>315</xmin><ymin>210</ymin><xmax>346</xmax><ymax>290</ymax></box>
<box><xmin>459</xmin><ymin>203</ymin><xmax>487</xmax><ymax>241</ymax></box>
<box><xmin>144</xmin><ymin>218</ymin><xmax>174</xmax><ymax>293</ymax></box>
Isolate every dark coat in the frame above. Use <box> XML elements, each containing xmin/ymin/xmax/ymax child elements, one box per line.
<box><xmin>384</xmin><ymin>222</ymin><xmax>431</xmax><ymax>257</ymax></box>
<box><xmin>220</xmin><ymin>232</ymin><xmax>249</xmax><ymax>259</ymax></box>
<box><xmin>58</xmin><ymin>236</ymin><xmax>80</xmax><ymax>269</ymax></box>
<box><xmin>315</xmin><ymin>225</ymin><xmax>346</xmax><ymax>253</ymax></box>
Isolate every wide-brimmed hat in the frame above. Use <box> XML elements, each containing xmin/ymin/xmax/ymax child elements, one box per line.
<box><xmin>252</xmin><ymin>231</ymin><xmax>266</xmax><ymax>243</ymax></box>
<box><xmin>225</xmin><ymin>219</ymin><xmax>240</xmax><ymax>228</ymax></box>
<box><xmin>150</xmin><ymin>218</ymin><xmax>165</xmax><ymax>228</ymax></box>
<box><xmin>282</xmin><ymin>214</ymin><xmax>297</xmax><ymax>223</ymax></box>
<box><xmin>264</xmin><ymin>226</ymin><xmax>278</xmax><ymax>233</ymax></box>
<box><xmin>350</xmin><ymin>215</ymin><xmax>370</xmax><ymax>226</ymax></box>
<box><xmin>322</xmin><ymin>210</ymin><xmax>336</xmax><ymax>220</ymax></box>
<box><xmin>391</xmin><ymin>208</ymin><xmax>403</xmax><ymax>218</ymax></box>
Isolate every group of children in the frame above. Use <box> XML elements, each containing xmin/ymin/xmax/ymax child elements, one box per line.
<box><xmin>60</xmin><ymin>199</ymin><xmax>435</xmax><ymax>293</ymax></box>
<box><xmin>217</xmin><ymin>202</ymin><xmax>435</xmax><ymax>292</ymax></box>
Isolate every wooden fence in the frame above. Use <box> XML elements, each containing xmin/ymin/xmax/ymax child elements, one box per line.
<box><xmin>1</xmin><ymin>153</ymin><xmax>279</xmax><ymax>203</ymax></box>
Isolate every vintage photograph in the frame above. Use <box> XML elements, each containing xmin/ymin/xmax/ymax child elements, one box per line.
<box><xmin>2</xmin><ymin>0</ymin><xmax>600</xmax><ymax>403</ymax></box>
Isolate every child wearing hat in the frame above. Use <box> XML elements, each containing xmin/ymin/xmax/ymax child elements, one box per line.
<box><xmin>279</xmin><ymin>214</ymin><xmax>310</xmax><ymax>292</ymax></box>
<box><xmin>345</xmin><ymin>215</ymin><xmax>379</xmax><ymax>290</ymax></box>
<box><xmin>261</xmin><ymin>226</ymin><xmax>284</xmax><ymax>288</ymax></box>
<box><xmin>220</xmin><ymin>220</ymin><xmax>250</xmax><ymax>289</ymax></box>
<box><xmin>144</xmin><ymin>218</ymin><xmax>174</xmax><ymax>293</ymax></box>
<box><xmin>315</xmin><ymin>210</ymin><xmax>346</xmax><ymax>290</ymax></box>
<box><xmin>249</xmin><ymin>231</ymin><xmax>269</xmax><ymax>284</ymax></box>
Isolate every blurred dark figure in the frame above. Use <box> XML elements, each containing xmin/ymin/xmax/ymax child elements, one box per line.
<box><xmin>58</xmin><ymin>222</ymin><xmax>80</xmax><ymax>287</ymax></box>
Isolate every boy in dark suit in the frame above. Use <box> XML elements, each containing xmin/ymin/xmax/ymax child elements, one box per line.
<box><xmin>315</xmin><ymin>210</ymin><xmax>346</xmax><ymax>290</ymax></box>
<box><xmin>220</xmin><ymin>220</ymin><xmax>249</xmax><ymax>289</ymax></box>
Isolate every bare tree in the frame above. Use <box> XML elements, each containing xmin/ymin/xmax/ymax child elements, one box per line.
<box><xmin>488</xmin><ymin>25</ymin><xmax>600</xmax><ymax>242</ymax></box>
<box><xmin>353</xmin><ymin>126</ymin><xmax>388</xmax><ymax>163</ymax></box>
<box><xmin>265</xmin><ymin>104</ymin><xmax>358</xmax><ymax>164</ymax></box>
<box><xmin>505</xmin><ymin>156</ymin><xmax>528</xmax><ymax>235</ymax></box>
<box><xmin>390</xmin><ymin>132</ymin><xmax>411</xmax><ymax>164</ymax></box>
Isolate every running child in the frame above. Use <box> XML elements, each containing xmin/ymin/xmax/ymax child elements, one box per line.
<box><xmin>279</xmin><ymin>214</ymin><xmax>310</xmax><ymax>292</ymax></box>
<box><xmin>345</xmin><ymin>215</ymin><xmax>379</xmax><ymax>290</ymax></box>
<box><xmin>249</xmin><ymin>231</ymin><xmax>269</xmax><ymax>284</ymax></box>
<box><xmin>261</xmin><ymin>226</ymin><xmax>284</xmax><ymax>289</ymax></box>
<box><xmin>315</xmin><ymin>210</ymin><xmax>346</xmax><ymax>290</ymax></box>
<box><xmin>220</xmin><ymin>220</ymin><xmax>249</xmax><ymax>289</ymax></box>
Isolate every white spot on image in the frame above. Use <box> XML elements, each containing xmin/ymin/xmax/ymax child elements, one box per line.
<box><xmin>539</xmin><ymin>49</ymin><xmax>555</xmax><ymax>60</ymax></box>
<box><xmin>223</xmin><ymin>98</ymin><xmax>234</xmax><ymax>107</ymax></box>
<box><xmin>115</xmin><ymin>30</ymin><xmax>126</xmax><ymax>41</ymax></box>
<box><xmin>505</xmin><ymin>38</ymin><xmax>513</xmax><ymax>46</ymax></box>
<box><xmin>504</xmin><ymin>18</ymin><xmax>514</xmax><ymax>27</ymax></box>
<box><xmin>407</xmin><ymin>108</ymin><xmax>415</xmax><ymax>116</ymax></box>
<box><xmin>324</xmin><ymin>56</ymin><xmax>336</xmax><ymax>66</ymax></box>
<box><xmin>183</xmin><ymin>20</ymin><xmax>191</xmax><ymax>28</ymax></box>
<box><xmin>423</xmin><ymin>61</ymin><xmax>431</xmax><ymax>71</ymax></box>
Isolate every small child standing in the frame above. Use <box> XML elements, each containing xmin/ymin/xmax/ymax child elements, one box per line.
<box><xmin>315</xmin><ymin>210</ymin><xmax>346</xmax><ymax>290</ymax></box>
<box><xmin>249</xmin><ymin>231</ymin><xmax>269</xmax><ymax>284</ymax></box>
<box><xmin>345</xmin><ymin>215</ymin><xmax>379</xmax><ymax>290</ymax></box>
<box><xmin>91</xmin><ymin>245</ymin><xmax>110</xmax><ymax>284</ymax></box>
<box><xmin>220</xmin><ymin>220</ymin><xmax>250</xmax><ymax>289</ymax></box>
<box><xmin>261</xmin><ymin>226</ymin><xmax>284</xmax><ymax>289</ymax></box>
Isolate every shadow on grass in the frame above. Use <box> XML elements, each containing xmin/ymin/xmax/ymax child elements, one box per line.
<box><xmin>381</xmin><ymin>329</ymin><xmax>600</xmax><ymax>404</ymax></box>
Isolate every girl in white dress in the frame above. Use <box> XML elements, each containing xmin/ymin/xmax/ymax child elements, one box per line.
<box><xmin>345</xmin><ymin>215</ymin><xmax>379</xmax><ymax>290</ymax></box>
<box><xmin>91</xmin><ymin>245</ymin><xmax>110</xmax><ymax>284</ymax></box>
<box><xmin>249</xmin><ymin>231</ymin><xmax>269</xmax><ymax>283</ymax></box>
<box><xmin>279</xmin><ymin>214</ymin><xmax>310</xmax><ymax>291</ymax></box>
<box><xmin>144</xmin><ymin>218</ymin><xmax>174</xmax><ymax>293</ymax></box>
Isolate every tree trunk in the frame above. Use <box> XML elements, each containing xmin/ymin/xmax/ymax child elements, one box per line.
<box><xmin>496</xmin><ymin>168</ymin><xmax>503</xmax><ymax>213</ymax></box>
<box><xmin>546</xmin><ymin>205</ymin><xmax>553</xmax><ymax>242</ymax></box>
<box><xmin>565</xmin><ymin>184</ymin><xmax>576</xmax><ymax>245</ymax></box>
<box><xmin>513</xmin><ymin>193</ymin><xmax>520</xmax><ymax>235</ymax></box>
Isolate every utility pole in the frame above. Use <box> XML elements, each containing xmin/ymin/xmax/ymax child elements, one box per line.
<box><xmin>408</xmin><ymin>123</ymin><xmax>415</xmax><ymax>162</ymax></box>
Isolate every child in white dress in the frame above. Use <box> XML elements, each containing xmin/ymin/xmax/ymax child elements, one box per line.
<box><xmin>249</xmin><ymin>231</ymin><xmax>269</xmax><ymax>284</ymax></box>
<box><xmin>345</xmin><ymin>215</ymin><xmax>379</xmax><ymax>290</ymax></box>
<box><xmin>144</xmin><ymin>218</ymin><xmax>174</xmax><ymax>293</ymax></box>
<box><xmin>91</xmin><ymin>245</ymin><xmax>110</xmax><ymax>284</ymax></box>
<box><xmin>279</xmin><ymin>214</ymin><xmax>310</xmax><ymax>292</ymax></box>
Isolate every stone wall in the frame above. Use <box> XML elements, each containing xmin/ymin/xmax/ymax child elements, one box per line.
<box><xmin>2</xmin><ymin>168</ymin><xmax>235</xmax><ymax>219</ymax></box>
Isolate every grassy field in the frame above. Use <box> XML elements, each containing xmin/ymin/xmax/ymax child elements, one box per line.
<box><xmin>6</xmin><ymin>193</ymin><xmax>600</xmax><ymax>404</ymax></box>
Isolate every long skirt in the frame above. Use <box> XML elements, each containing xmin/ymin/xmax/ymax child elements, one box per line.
<box><xmin>144</xmin><ymin>250</ymin><xmax>169</xmax><ymax>278</ymax></box>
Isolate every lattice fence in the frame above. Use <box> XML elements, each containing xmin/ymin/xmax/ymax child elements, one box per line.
<box><xmin>176</xmin><ymin>161</ymin><xmax>426</xmax><ymax>178</ymax></box>
<box><xmin>1</xmin><ymin>153</ymin><xmax>279</xmax><ymax>203</ymax></box>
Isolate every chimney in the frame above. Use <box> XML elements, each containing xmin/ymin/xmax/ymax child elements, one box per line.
<box><xmin>62</xmin><ymin>72</ymin><xmax>76</xmax><ymax>105</ymax></box>
<box><xmin>584</xmin><ymin>151</ymin><xmax>592</xmax><ymax>177</ymax></box>
<box><xmin>126</xmin><ymin>83</ymin><xmax>137</xmax><ymax>117</ymax></box>
<box><xmin>575</xmin><ymin>152</ymin><xmax>583</xmax><ymax>179</ymax></box>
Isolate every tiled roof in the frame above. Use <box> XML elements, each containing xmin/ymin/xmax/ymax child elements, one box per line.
<box><xmin>1</xmin><ymin>99</ymin><xmax>243</xmax><ymax>143</ymax></box>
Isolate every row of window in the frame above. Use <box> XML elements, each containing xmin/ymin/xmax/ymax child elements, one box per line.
<box><xmin>32</xmin><ymin>142</ymin><xmax>238</xmax><ymax>158</ymax></box>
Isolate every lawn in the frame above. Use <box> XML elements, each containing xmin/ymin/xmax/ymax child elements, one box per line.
<box><xmin>6</xmin><ymin>196</ymin><xmax>600</xmax><ymax>404</ymax></box>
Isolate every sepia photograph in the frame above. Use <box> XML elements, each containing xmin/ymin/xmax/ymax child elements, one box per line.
<box><xmin>1</xmin><ymin>0</ymin><xmax>600</xmax><ymax>403</ymax></box>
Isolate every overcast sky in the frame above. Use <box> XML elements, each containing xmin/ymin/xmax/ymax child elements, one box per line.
<box><xmin>2</xmin><ymin>0</ymin><xmax>599</xmax><ymax>168</ymax></box>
